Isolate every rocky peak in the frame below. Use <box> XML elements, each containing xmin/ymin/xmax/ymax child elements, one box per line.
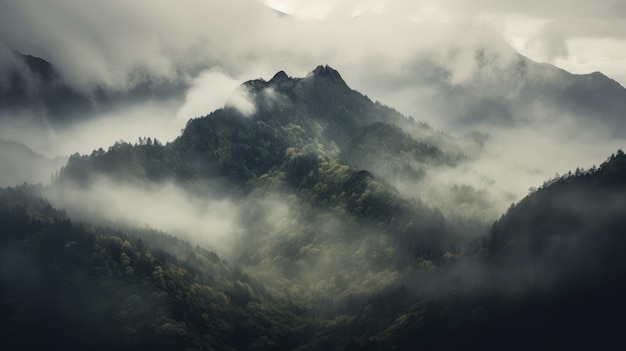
<box><xmin>309</xmin><ymin>65</ymin><xmax>347</xmax><ymax>86</ymax></box>
<box><xmin>269</xmin><ymin>70</ymin><xmax>289</xmax><ymax>83</ymax></box>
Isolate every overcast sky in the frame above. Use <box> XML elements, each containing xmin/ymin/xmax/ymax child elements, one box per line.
<box><xmin>1</xmin><ymin>0</ymin><xmax>624</xmax><ymax>91</ymax></box>
<box><xmin>265</xmin><ymin>0</ymin><xmax>626</xmax><ymax>85</ymax></box>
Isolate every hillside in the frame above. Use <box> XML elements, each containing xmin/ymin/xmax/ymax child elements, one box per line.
<box><xmin>52</xmin><ymin>66</ymin><xmax>478</xmax><ymax>306</ymax></box>
<box><xmin>4</xmin><ymin>152</ymin><xmax>626</xmax><ymax>350</ymax></box>
<box><xmin>0</xmin><ymin>185</ymin><xmax>310</xmax><ymax>350</ymax></box>
<box><xmin>2</xmin><ymin>63</ymin><xmax>626</xmax><ymax>349</ymax></box>
<box><xmin>348</xmin><ymin>151</ymin><xmax>626</xmax><ymax>350</ymax></box>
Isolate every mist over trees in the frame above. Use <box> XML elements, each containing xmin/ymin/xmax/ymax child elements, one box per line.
<box><xmin>2</xmin><ymin>56</ymin><xmax>626</xmax><ymax>350</ymax></box>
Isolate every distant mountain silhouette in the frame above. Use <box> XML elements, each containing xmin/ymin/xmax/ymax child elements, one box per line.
<box><xmin>0</xmin><ymin>139</ymin><xmax>66</xmax><ymax>187</ymax></box>
<box><xmin>399</xmin><ymin>45</ymin><xmax>626</xmax><ymax>136</ymax></box>
<box><xmin>0</xmin><ymin>51</ymin><xmax>185</xmax><ymax>126</ymax></box>
<box><xmin>0</xmin><ymin>51</ymin><xmax>91</xmax><ymax>123</ymax></box>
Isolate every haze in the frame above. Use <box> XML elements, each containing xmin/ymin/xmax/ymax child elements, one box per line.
<box><xmin>0</xmin><ymin>0</ymin><xmax>624</xmax><ymax>247</ymax></box>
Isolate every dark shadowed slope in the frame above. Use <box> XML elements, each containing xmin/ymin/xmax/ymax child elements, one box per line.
<box><xmin>0</xmin><ymin>51</ymin><xmax>185</xmax><ymax>126</ymax></box>
<box><xmin>0</xmin><ymin>185</ymin><xmax>309</xmax><ymax>351</ymax></box>
<box><xmin>0</xmin><ymin>51</ymin><xmax>91</xmax><ymax>124</ymax></box>
<box><xmin>345</xmin><ymin>151</ymin><xmax>626</xmax><ymax>350</ymax></box>
<box><xmin>484</xmin><ymin>150</ymin><xmax>626</xmax><ymax>294</ymax></box>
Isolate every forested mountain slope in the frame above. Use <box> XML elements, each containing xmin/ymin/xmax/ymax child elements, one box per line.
<box><xmin>4</xmin><ymin>152</ymin><xmax>626</xmax><ymax>350</ymax></box>
<box><xmin>54</xmin><ymin>66</ymin><xmax>480</xmax><ymax>301</ymax></box>
<box><xmin>0</xmin><ymin>185</ymin><xmax>309</xmax><ymax>350</ymax></box>
<box><xmin>3</xmin><ymin>63</ymin><xmax>626</xmax><ymax>350</ymax></box>
<box><xmin>347</xmin><ymin>151</ymin><xmax>626</xmax><ymax>350</ymax></box>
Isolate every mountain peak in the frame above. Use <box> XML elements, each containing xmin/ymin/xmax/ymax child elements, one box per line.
<box><xmin>311</xmin><ymin>64</ymin><xmax>339</xmax><ymax>77</ymax></box>
<box><xmin>308</xmin><ymin>65</ymin><xmax>347</xmax><ymax>86</ymax></box>
<box><xmin>269</xmin><ymin>70</ymin><xmax>289</xmax><ymax>83</ymax></box>
<box><xmin>14</xmin><ymin>51</ymin><xmax>56</xmax><ymax>81</ymax></box>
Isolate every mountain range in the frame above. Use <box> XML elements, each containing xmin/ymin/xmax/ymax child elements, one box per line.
<box><xmin>361</xmin><ymin>44</ymin><xmax>626</xmax><ymax>138</ymax></box>
<box><xmin>1</xmin><ymin>55</ymin><xmax>626</xmax><ymax>350</ymax></box>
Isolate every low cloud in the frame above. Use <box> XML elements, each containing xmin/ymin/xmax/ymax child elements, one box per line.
<box><xmin>525</xmin><ymin>23</ymin><xmax>570</xmax><ymax>62</ymax></box>
<box><xmin>5</xmin><ymin>0</ymin><xmax>624</xmax><ymax>96</ymax></box>
<box><xmin>0</xmin><ymin>139</ymin><xmax>66</xmax><ymax>187</ymax></box>
<box><xmin>46</xmin><ymin>177</ymin><xmax>243</xmax><ymax>258</ymax></box>
<box><xmin>225</xmin><ymin>85</ymin><xmax>257</xmax><ymax>117</ymax></box>
<box><xmin>177</xmin><ymin>69</ymin><xmax>246</xmax><ymax>120</ymax></box>
<box><xmin>235</xmin><ymin>192</ymin><xmax>404</xmax><ymax>300</ymax></box>
<box><xmin>0</xmin><ymin>100</ymin><xmax>183</xmax><ymax>158</ymax></box>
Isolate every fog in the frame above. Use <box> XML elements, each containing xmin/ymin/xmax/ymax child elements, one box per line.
<box><xmin>3</xmin><ymin>3</ymin><xmax>626</xmax><ymax>348</ymax></box>
<box><xmin>3</xmin><ymin>0</ymin><xmax>625</xmax><ymax>92</ymax></box>
<box><xmin>37</xmin><ymin>171</ymin><xmax>406</xmax><ymax>302</ymax></box>
<box><xmin>0</xmin><ymin>139</ymin><xmax>66</xmax><ymax>187</ymax></box>
<box><xmin>2</xmin><ymin>0</ymin><xmax>626</xmax><ymax>301</ymax></box>
<box><xmin>0</xmin><ymin>100</ymin><xmax>184</xmax><ymax>158</ymax></box>
<box><xmin>233</xmin><ymin>192</ymin><xmax>404</xmax><ymax>300</ymax></box>
<box><xmin>46</xmin><ymin>177</ymin><xmax>244</xmax><ymax>259</ymax></box>
<box><xmin>1</xmin><ymin>0</ymin><xmax>624</xmax><ymax>182</ymax></box>
<box><xmin>177</xmin><ymin>69</ymin><xmax>248</xmax><ymax>121</ymax></box>
<box><xmin>408</xmin><ymin>125</ymin><xmax>624</xmax><ymax>218</ymax></box>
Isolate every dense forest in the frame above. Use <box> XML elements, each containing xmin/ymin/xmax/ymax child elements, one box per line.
<box><xmin>2</xmin><ymin>66</ymin><xmax>626</xmax><ymax>350</ymax></box>
<box><xmin>4</xmin><ymin>153</ymin><xmax>626</xmax><ymax>350</ymax></box>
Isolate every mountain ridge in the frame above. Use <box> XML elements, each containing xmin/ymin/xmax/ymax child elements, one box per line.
<box><xmin>53</xmin><ymin>66</ymin><xmax>483</xmax><ymax>309</ymax></box>
<box><xmin>2</xmin><ymin>58</ymin><xmax>626</xmax><ymax>349</ymax></box>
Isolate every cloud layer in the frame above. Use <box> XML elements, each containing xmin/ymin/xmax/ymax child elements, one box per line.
<box><xmin>3</xmin><ymin>0</ymin><xmax>625</xmax><ymax>93</ymax></box>
<box><xmin>1</xmin><ymin>0</ymin><xmax>624</xmax><ymax>220</ymax></box>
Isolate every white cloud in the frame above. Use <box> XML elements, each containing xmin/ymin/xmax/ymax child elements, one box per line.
<box><xmin>260</xmin><ymin>0</ymin><xmax>626</xmax><ymax>86</ymax></box>
<box><xmin>1</xmin><ymin>0</ymin><xmax>624</xmax><ymax>95</ymax></box>
<box><xmin>177</xmin><ymin>69</ymin><xmax>243</xmax><ymax>120</ymax></box>
<box><xmin>46</xmin><ymin>178</ymin><xmax>243</xmax><ymax>258</ymax></box>
<box><xmin>226</xmin><ymin>85</ymin><xmax>257</xmax><ymax>117</ymax></box>
<box><xmin>0</xmin><ymin>100</ymin><xmax>183</xmax><ymax>157</ymax></box>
